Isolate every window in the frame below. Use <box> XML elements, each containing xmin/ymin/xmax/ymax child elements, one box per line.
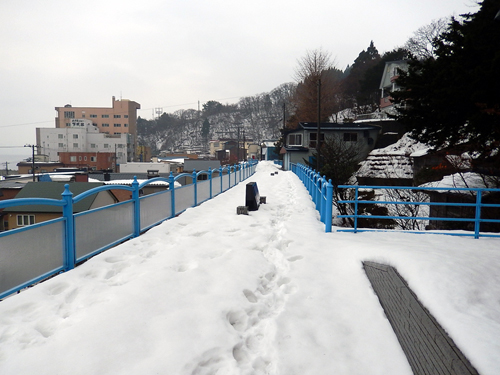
<box><xmin>17</xmin><ymin>215</ymin><xmax>35</xmax><ymax>227</ymax></box>
<box><xmin>114</xmin><ymin>132</ymin><xmax>121</xmax><ymax>135</ymax></box>
<box><xmin>70</xmin><ymin>156</ymin><xmax>77</xmax><ymax>162</ymax></box>
<box><xmin>102</xmin><ymin>123</ymin><xmax>109</xmax><ymax>127</ymax></box>
<box><xmin>309</xmin><ymin>133</ymin><xmax>325</xmax><ymax>148</ymax></box>
<box><xmin>84</xmin><ymin>156</ymin><xmax>87</xmax><ymax>161</ymax></box>
<box><xmin>124</xmin><ymin>115</ymin><xmax>129</xmax><ymax>118</ymax></box>
<box><xmin>79</xmin><ymin>156</ymin><xmax>82</xmax><ymax>161</ymax></box>
<box><xmin>91</xmin><ymin>144</ymin><xmax>96</xmax><ymax>148</ymax></box>
<box><xmin>104</xmin><ymin>144</ymin><xmax>109</xmax><ymax>148</ymax></box>
<box><xmin>114</xmin><ymin>123</ymin><xmax>121</xmax><ymax>127</ymax></box>
<box><xmin>73</xmin><ymin>143</ymin><xmax>79</xmax><ymax>148</ymax></box>
<box><xmin>114</xmin><ymin>114</ymin><xmax>121</xmax><ymax>118</ymax></box>
<box><xmin>66</xmin><ymin>123</ymin><xmax>71</xmax><ymax>127</ymax></box>
<box><xmin>90</xmin><ymin>114</ymin><xmax>97</xmax><ymax>118</ymax></box>
<box><xmin>58</xmin><ymin>134</ymin><xmax>63</xmax><ymax>139</ymax></box>
<box><xmin>102</xmin><ymin>114</ymin><xmax>109</xmax><ymax>118</ymax></box>
<box><xmin>91</xmin><ymin>156</ymin><xmax>96</xmax><ymax>162</ymax></box>
<box><xmin>64</xmin><ymin>111</ymin><xmax>75</xmax><ymax>118</ymax></box>
<box><xmin>117</xmin><ymin>152</ymin><xmax>123</xmax><ymax>157</ymax></box>
<box><xmin>124</xmin><ymin>123</ymin><xmax>128</xmax><ymax>127</ymax></box>
<box><xmin>117</xmin><ymin>144</ymin><xmax>123</xmax><ymax>148</ymax></box>
<box><xmin>73</xmin><ymin>134</ymin><xmax>78</xmax><ymax>139</ymax></box>
<box><xmin>288</xmin><ymin>134</ymin><xmax>302</xmax><ymax>146</ymax></box>
<box><xmin>343</xmin><ymin>133</ymin><xmax>358</xmax><ymax>142</ymax></box>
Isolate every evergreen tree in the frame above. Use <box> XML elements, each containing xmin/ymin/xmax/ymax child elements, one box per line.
<box><xmin>340</xmin><ymin>41</ymin><xmax>381</xmax><ymax>110</ymax></box>
<box><xmin>392</xmin><ymin>0</ymin><xmax>500</xmax><ymax>156</ymax></box>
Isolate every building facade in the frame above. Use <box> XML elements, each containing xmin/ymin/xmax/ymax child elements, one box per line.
<box><xmin>54</xmin><ymin>96</ymin><xmax>140</xmax><ymax>161</ymax></box>
<box><xmin>58</xmin><ymin>152</ymin><xmax>116</xmax><ymax>171</ymax></box>
<box><xmin>379</xmin><ymin>60</ymin><xmax>408</xmax><ymax>113</ymax></box>
<box><xmin>282</xmin><ymin>122</ymin><xmax>381</xmax><ymax>170</ymax></box>
<box><xmin>37</xmin><ymin>118</ymin><xmax>128</xmax><ymax>168</ymax></box>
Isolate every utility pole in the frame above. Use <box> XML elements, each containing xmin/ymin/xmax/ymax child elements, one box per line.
<box><xmin>283</xmin><ymin>102</ymin><xmax>286</xmax><ymax>130</ymax></box>
<box><xmin>237</xmin><ymin>127</ymin><xmax>240</xmax><ymax>162</ymax></box>
<box><xmin>24</xmin><ymin>144</ymin><xmax>40</xmax><ymax>182</ymax></box>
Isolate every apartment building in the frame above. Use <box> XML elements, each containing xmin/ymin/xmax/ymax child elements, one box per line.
<box><xmin>54</xmin><ymin>96</ymin><xmax>140</xmax><ymax>161</ymax></box>
<box><xmin>36</xmin><ymin>118</ymin><xmax>129</xmax><ymax>168</ymax></box>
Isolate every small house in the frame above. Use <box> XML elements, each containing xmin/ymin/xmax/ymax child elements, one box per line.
<box><xmin>282</xmin><ymin>122</ymin><xmax>381</xmax><ymax>170</ymax></box>
<box><xmin>2</xmin><ymin>182</ymin><xmax>118</xmax><ymax>231</ymax></box>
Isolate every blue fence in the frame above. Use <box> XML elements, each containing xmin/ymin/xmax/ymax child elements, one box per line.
<box><xmin>291</xmin><ymin>163</ymin><xmax>500</xmax><ymax>238</ymax></box>
<box><xmin>291</xmin><ymin>163</ymin><xmax>333</xmax><ymax>232</ymax></box>
<box><xmin>0</xmin><ymin>161</ymin><xmax>258</xmax><ymax>299</ymax></box>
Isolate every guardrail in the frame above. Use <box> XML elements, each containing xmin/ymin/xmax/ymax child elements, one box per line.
<box><xmin>0</xmin><ymin>161</ymin><xmax>258</xmax><ymax>300</ymax></box>
<box><xmin>337</xmin><ymin>185</ymin><xmax>500</xmax><ymax>239</ymax></box>
<box><xmin>291</xmin><ymin>163</ymin><xmax>333</xmax><ymax>232</ymax></box>
<box><xmin>291</xmin><ymin>162</ymin><xmax>500</xmax><ymax>238</ymax></box>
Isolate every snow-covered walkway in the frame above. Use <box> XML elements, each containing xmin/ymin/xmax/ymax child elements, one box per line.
<box><xmin>0</xmin><ymin>161</ymin><xmax>499</xmax><ymax>375</ymax></box>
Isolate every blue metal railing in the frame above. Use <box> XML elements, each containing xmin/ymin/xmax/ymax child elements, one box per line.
<box><xmin>0</xmin><ymin>160</ymin><xmax>258</xmax><ymax>299</ymax></box>
<box><xmin>291</xmin><ymin>163</ymin><xmax>333</xmax><ymax>232</ymax></box>
<box><xmin>337</xmin><ymin>185</ymin><xmax>500</xmax><ymax>239</ymax></box>
<box><xmin>291</xmin><ymin>162</ymin><xmax>500</xmax><ymax>238</ymax></box>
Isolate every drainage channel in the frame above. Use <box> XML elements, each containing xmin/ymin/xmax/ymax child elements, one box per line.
<box><xmin>363</xmin><ymin>261</ymin><xmax>479</xmax><ymax>375</ymax></box>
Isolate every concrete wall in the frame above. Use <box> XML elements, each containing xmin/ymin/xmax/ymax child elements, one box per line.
<box><xmin>119</xmin><ymin>162</ymin><xmax>171</xmax><ymax>174</ymax></box>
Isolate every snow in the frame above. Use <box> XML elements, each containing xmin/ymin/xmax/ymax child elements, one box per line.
<box><xmin>421</xmin><ymin>172</ymin><xmax>499</xmax><ymax>190</ymax></box>
<box><xmin>356</xmin><ymin>133</ymin><xmax>429</xmax><ymax>180</ymax></box>
<box><xmin>0</xmin><ymin>161</ymin><xmax>499</xmax><ymax>375</ymax></box>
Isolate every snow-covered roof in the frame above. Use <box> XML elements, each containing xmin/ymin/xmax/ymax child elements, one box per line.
<box><xmin>356</xmin><ymin>133</ymin><xmax>429</xmax><ymax>179</ymax></box>
<box><xmin>419</xmin><ymin>172</ymin><xmax>499</xmax><ymax>191</ymax></box>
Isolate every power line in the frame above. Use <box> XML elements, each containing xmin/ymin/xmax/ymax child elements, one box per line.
<box><xmin>0</xmin><ymin>120</ymin><xmax>53</xmax><ymax>128</ymax></box>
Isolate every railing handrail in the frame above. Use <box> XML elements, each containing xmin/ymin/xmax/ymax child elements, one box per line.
<box><xmin>338</xmin><ymin>184</ymin><xmax>500</xmax><ymax>193</ymax></box>
<box><xmin>292</xmin><ymin>163</ymin><xmax>500</xmax><ymax>238</ymax></box>
<box><xmin>0</xmin><ymin>160</ymin><xmax>258</xmax><ymax>300</ymax></box>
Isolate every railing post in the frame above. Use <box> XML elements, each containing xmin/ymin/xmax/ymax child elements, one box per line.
<box><xmin>208</xmin><ymin>168</ymin><xmax>213</xmax><ymax>199</ymax></box>
<box><xmin>320</xmin><ymin>178</ymin><xmax>326</xmax><ymax>223</ymax></box>
<box><xmin>308</xmin><ymin>170</ymin><xmax>313</xmax><ymax>196</ymax></box>
<box><xmin>220</xmin><ymin>166</ymin><xmax>223</xmax><ymax>192</ymax></box>
<box><xmin>325</xmin><ymin>179</ymin><xmax>333</xmax><ymax>233</ymax></box>
<box><xmin>354</xmin><ymin>187</ymin><xmax>359</xmax><ymax>233</ymax></box>
<box><xmin>315</xmin><ymin>173</ymin><xmax>321</xmax><ymax>209</ymax></box>
<box><xmin>62</xmin><ymin>184</ymin><xmax>75</xmax><ymax>270</ymax></box>
<box><xmin>132</xmin><ymin>177</ymin><xmax>140</xmax><ymax>237</ymax></box>
<box><xmin>193</xmin><ymin>170</ymin><xmax>198</xmax><ymax>207</ymax></box>
<box><xmin>474</xmin><ymin>189</ymin><xmax>482</xmax><ymax>239</ymax></box>
<box><xmin>169</xmin><ymin>172</ymin><xmax>175</xmax><ymax>218</ymax></box>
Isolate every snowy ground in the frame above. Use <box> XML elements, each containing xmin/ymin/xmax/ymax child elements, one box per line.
<box><xmin>0</xmin><ymin>161</ymin><xmax>499</xmax><ymax>375</ymax></box>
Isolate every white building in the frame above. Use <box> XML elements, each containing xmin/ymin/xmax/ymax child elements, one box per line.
<box><xmin>36</xmin><ymin>119</ymin><xmax>130</xmax><ymax>165</ymax></box>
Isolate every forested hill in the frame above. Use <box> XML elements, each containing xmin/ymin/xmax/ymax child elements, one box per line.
<box><xmin>137</xmin><ymin>83</ymin><xmax>296</xmax><ymax>155</ymax></box>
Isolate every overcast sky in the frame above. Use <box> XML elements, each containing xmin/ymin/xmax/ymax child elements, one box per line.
<box><xmin>0</xmin><ymin>0</ymin><xmax>477</xmax><ymax>152</ymax></box>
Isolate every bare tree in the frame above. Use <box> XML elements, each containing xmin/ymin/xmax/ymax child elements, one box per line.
<box><xmin>308</xmin><ymin>135</ymin><xmax>362</xmax><ymax>225</ymax></box>
<box><xmin>383</xmin><ymin>188</ymin><xmax>429</xmax><ymax>230</ymax></box>
<box><xmin>291</xmin><ymin>48</ymin><xmax>342</xmax><ymax>124</ymax></box>
<box><xmin>404</xmin><ymin>18</ymin><xmax>449</xmax><ymax>59</ymax></box>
